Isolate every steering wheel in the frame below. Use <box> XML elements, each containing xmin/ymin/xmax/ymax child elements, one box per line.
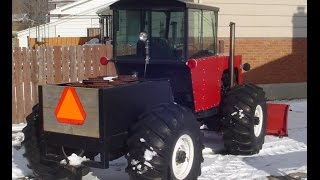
<box><xmin>175</xmin><ymin>43</ymin><xmax>198</xmax><ymax>51</ymax></box>
<box><xmin>151</xmin><ymin>37</ymin><xmax>170</xmax><ymax>49</ymax></box>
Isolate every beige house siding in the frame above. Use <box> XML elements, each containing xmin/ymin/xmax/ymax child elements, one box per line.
<box><xmin>199</xmin><ymin>0</ymin><xmax>307</xmax><ymax>37</ymax></box>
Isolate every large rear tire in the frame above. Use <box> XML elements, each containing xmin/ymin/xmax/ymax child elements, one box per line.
<box><xmin>21</xmin><ymin>104</ymin><xmax>72</xmax><ymax>180</ymax></box>
<box><xmin>125</xmin><ymin>103</ymin><xmax>204</xmax><ymax>180</ymax></box>
<box><xmin>221</xmin><ymin>84</ymin><xmax>267</xmax><ymax>155</ymax></box>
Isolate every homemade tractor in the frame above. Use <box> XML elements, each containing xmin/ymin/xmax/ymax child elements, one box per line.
<box><xmin>22</xmin><ymin>0</ymin><xmax>289</xmax><ymax>179</ymax></box>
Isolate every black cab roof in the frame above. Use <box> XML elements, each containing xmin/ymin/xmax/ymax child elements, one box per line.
<box><xmin>110</xmin><ymin>0</ymin><xmax>219</xmax><ymax>11</ymax></box>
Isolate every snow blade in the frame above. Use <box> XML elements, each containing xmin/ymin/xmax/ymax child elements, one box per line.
<box><xmin>266</xmin><ymin>103</ymin><xmax>289</xmax><ymax>137</ymax></box>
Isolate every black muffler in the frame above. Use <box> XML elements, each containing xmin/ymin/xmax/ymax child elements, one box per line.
<box><xmin>229</xmin><ymin>22</ymin><xmax>235</xmax><ymax>88</ymax></box>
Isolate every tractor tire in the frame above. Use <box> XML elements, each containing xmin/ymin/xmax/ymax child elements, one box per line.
<box><xmin>21</xmin><ymin>104</ymin><xmax>72</xmax><ymax>180</ymax></box>
<box><xmin>125</xmin><ymin>103</ymin><xmax>204</xmax><ymax>180</ymax></box>
<box><xmin>221</xmin><ymin>84</ymin><xmax>267</xmax><ymax>155</ymax></box>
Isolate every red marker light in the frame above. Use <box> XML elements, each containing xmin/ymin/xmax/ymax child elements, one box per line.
<box><xmin>186</xmin><ymin>59</ymin><xmax>197</xmax><ymax>69</ymax></box>
<box><xmin>100</xmin><ymin>56</ymin><xmax>109</xmax><ymax>65</ymax></box>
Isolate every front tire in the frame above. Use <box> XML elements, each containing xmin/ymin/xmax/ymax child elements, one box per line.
<box><xmin>125</xmin><ymin>103</ymin><xmax>204</xmax><ymax>180</ymax></box>
<box><xmin>221</xmin><ymin>84</ymin><xmax>267</xmax><ymax>155</ymax></box>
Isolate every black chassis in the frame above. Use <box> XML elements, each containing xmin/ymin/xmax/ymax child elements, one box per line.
<box><xmin>38</xmin><ymin>80</ymin><xmax>174</xmax><ymax>169</ymax></box>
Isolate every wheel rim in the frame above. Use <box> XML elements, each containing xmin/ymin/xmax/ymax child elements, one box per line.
<box><xmin>171</xmin><ymin>134</ymin><xmax>194</xmax><ymax>180</ymax></box>
<box><xmin>254</xmin><ymin>105</ymin><xmax>263</xmax><ymax>137</ymax></box>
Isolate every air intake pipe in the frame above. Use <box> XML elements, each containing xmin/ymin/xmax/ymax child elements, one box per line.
<box><xmin>229</xmin><ymin>22</ymin><xmax>235</xmax><ymax>88</ymax></box>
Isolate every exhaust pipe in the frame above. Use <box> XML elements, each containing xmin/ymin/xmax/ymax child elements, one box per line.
<box><xmin>229</xmin><ymin>22</ymin><xmax>235</xmax><ymax>88</ymax></box>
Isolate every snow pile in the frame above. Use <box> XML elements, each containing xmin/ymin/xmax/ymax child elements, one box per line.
<box><xmin>231</xmin><ymin>109</ymin><xmax>244</xmax><ymax>119</ymax></box>
<box><xmin>200</xmin><ymin>124</ymin><xmax>208</xmax><ymax>130</ymax></box>
<box><xmin>144</xmin><ymin>161</ymin><xmax>153</xmax><ymax>168</ymax></box>
<box><xmin>131</xmin><ymin>159</ymin><xmax>139</xmax><ymax>166</ymax></box>
<box><xmin>12</xmin><ymin>132</ymin><xmax>24</xmax><ymax>147</ymax></box>
<box><xmin>12</xmin><ymin>147</ymin><xmax>33</xmax><ymax>179</ymax></box>
<box><xmin>60</xmin><ymin>153</ymin><xmax>89</xmax><ymax>166</ymax></box>
<box><xmin>12</xmin><ymin>123</ymin><xmax>26</xmax><ymax>132</ymax></box>
<box><xmin>202</xmin><ymin>147</ymin><xmax>215</xmax><ymax>155</ymax></box>
<box><xmin>103</xmin><ymin>76</ymin><xmax>118</xmax><ymax>81</ymax></box>
<box><xmin>144</xmin><ymin>148</ymin><xmax>157</xmax><ymax>161</ymax></box>
<box><xmin>129</xmin><ymin>138</ymin><xmax>157</xmax><ymax>175</ymax></box>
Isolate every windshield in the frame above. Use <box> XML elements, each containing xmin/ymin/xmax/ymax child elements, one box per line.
<box><xmin>114</xmin><ymin>9</ymin><xmax>185</xmax><ymax>62</ymax></box>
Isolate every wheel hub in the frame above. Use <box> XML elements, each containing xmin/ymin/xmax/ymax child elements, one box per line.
<box><xmin>172</xmin><ymin>134</ymin><xmax>195</xmax><ymax>180</ymax></box>
<box><xmin>254</xmin><ymin>105</ymin><xmax>263</xmax><ymax>137</ymax></box>
<box><xmin>176</xmin><ymin>150</ymin><xmax>186</xmax><ymax>164</ymax></box>
<box><xmin>254</xmin><ymin>117</ymin><xmax>260</xmax><ymax>125</ymax></box>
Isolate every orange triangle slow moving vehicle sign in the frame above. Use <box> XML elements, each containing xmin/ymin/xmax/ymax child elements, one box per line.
<box><xmin>55</xmin><ymin>87</ymin><xmax>86</xmax><ymax>125</ymax></box>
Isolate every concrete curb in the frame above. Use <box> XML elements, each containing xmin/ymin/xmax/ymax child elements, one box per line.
<box><xmin>257</xmin><ymin>82</ymin><xmax>307</xmax><ymax>100</ymax></box>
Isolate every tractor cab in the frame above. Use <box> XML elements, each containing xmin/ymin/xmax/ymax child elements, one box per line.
<box><xmin>110</xmin><ymin>0</ymin><xmax>219</xmax><ymax>64</ymax></box>
<box><xmin>109</xmin><ymin>0</ymin><xmax>228</xmax><ymax>112</ymax></box>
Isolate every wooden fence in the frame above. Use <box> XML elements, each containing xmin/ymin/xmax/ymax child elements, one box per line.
<box><xmin>28</xmin><ymin>37</ymin><xmax>96</xmax><ymax>48</ymax></box>
<box><xmin>12</xmin><ymin>44</ymin><xmax>114</xmax><ymax>124</ymax></box>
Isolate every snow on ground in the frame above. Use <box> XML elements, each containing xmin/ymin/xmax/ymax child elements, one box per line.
<box><xmin>12</xmin><ymin>99</ymin><xmax>307</xmax><ymax>179</ymax></box>
<box><xmin>12</xmin><ymin>139</ymin><xmax>33</xmax><ymax>179</ymax></box>
<box><xmin>60</xmin><ymin>154</ymin><xmax>90</xmax><ymax>166</ymax></box>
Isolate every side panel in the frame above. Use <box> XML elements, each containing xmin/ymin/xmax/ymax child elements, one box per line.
<box><xmin>42</xmin><ymin>85</ymin><xmax>100</xmax><ymax>138</ymax></box>
<box><xmin>103</xmin><ymin>80</ymin><xmax>174</xmax><ymax>136</ymax></box>
<box><xmin>115</xmin><ymin>62</ymin><xmax>195</xmax><ymax>110</ymax></box>
<box><xmin>190</xmin><ymin>55</ymin><xmax>242</xmax><ymax>112</ymax></box>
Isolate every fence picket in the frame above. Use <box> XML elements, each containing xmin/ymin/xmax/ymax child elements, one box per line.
<box><xmin>84</xmin><ymin>46</ymin><xmax>92</xmax><ymax>78</ymax></box>
<box><xmin>77</xmin><ymin>46</ymin><xmax>85</xmax><ymax>81</ymax></box>
<box><xmin>53</xmin><ymin>46</ymin><xmax>62</xmax><ymax>83</ymax></box>
<box><xmin>23</xmin><ymin>48</ymin><xmax>32</xmax><ymax>117</ymax></box>
<box><xmin>38</xmin><ymin>47</ymin><xmax>46</xmax><ymax>85</ymax></box>
<box><xmin>69</xmin><ymin>46</ymin><xmax>78</xmax><ymax>82</ymax></box>
<box><xmin>30</xmin><ymin>49</ymin><xmax>38</xmax><ymax>106</ymax></box>
<box><xmin>98</xmin><ymin>45</ymin><xmax>107</xmax><ymax>76</ymax></box>
<box><xmin>15</xmin><ymin>48</ymin><xmax>24</xmax><ymax>122</ymax></box>
<box><xmin>62</xmin><ymin>46</ymin><xmax>70</xmax><ymax>82</ymax></box>
<box><xmin>46</xmin><ymin>47</ymin><xmax>54</xmax><ymax>84</ymax></box>
<box><xmin>92</xmin><ymin>46</ymin><xmax>100</xmax><ymax>77</ymax></box>
<box><xmin>12</xmin><ymin>48</ymin><xmax>18</xmax><ymax>123</ymax></box>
